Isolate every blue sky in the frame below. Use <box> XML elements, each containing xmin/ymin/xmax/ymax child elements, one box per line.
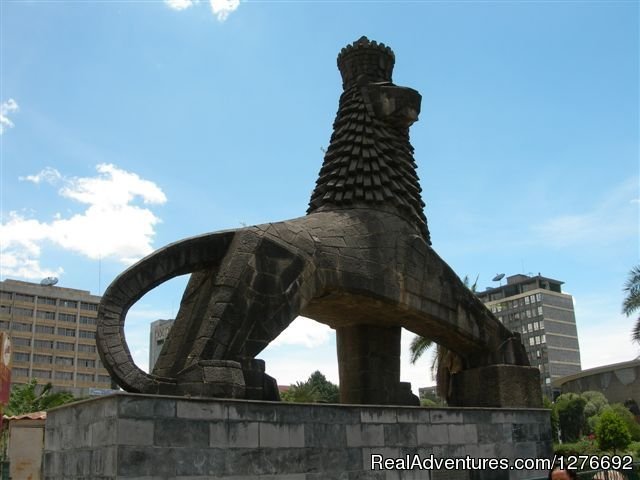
<box><xmin>1</xmin><ymin>0</ymin><xmax>638</xmax><ymax>391</ymax></box>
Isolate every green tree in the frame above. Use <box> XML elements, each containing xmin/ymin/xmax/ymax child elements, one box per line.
<box><xmin>622</xmin><ymin>265</ymin><xmax>640</xmax><ymax>343</ymax></box>
<box><xmin>6</xmin><ymin>379</ymin><xmax>75</xmax><ymax>416</ymax></box>
<box><xmin>596</xmin><ymin>408</ymin><xmax>632</xmax><ymax>453</ymax></box>
<box><xmin>307</xmin><ymin>371</ymin><xmax>339</xmax><ymax>403</ymax></box>
<box><xmin>280</xmin><ymin>371</ymin><xmax>339</xmax><ymax>403</ymax></box>
<box><xmin>555</xmin><ymin>393</ymin><xmax>587</xmax><ymax>443</ymax></box>
<box><xmin>409</xmin><ymin>275</ymin><xmax>477</xmax><ymax>401</ymax></box>
<box><xmin>609</xmin><ymin>403</ymin><xmax>640</xmax><ymax>441</ymax></box>
<box><xmin>280</xmin><ymin>381</ymin><xmax>321</xmax><ymax>403</ymax></box>
<box><xmin>581</xmin><ymin>391</ymin><xmax>609</xmax><ymax>434</ymax></box>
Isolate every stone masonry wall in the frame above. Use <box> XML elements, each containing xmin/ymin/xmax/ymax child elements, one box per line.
<box><xmin>43</xmin><ymin>393</ymin><xmax>552</xmax><ymax>480</ymax></box>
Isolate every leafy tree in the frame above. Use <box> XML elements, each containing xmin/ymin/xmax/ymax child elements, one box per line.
<box><xmin>5</xmin><ymin>379</ymin><xmax>75</xmax><ymax>416</ymax></box>
<box><xmin>622</xmin><ymin>265</ymin><xmax>640</xmax><ymax>343</ymax></box>
<box><xmin>581</xmin><ymin>391</ymin><xmax>609</xmax><ymax>434</ymax></box>
<box><xmin>280</xmin><ymin>381</ymin><xmax>321</xmax><ymax>403</ymax></box>
<box><xmin>596</xmin><ymin>408</ymin><xmax>632</xmax><ymax>453</ymax></box>
<box><xmin>609</xmin><ymin>403</ymin><xmax>640</xmax><ymax>441</ymax></box>
<box><xmin>543</xmin><ymin>396</ymin><xmax>559</xmax><ymax>442</ymax></box>
<box><xmin>307</xmin><ymin>371</ymin><xmax>339</xmax><ymax>403</ymax></box>
<box><xmin>555</xmin><ymin>393</ymin><xmax>587</xmax><ymax>442</ymax></box>
<box><xmin>409</xmin><ymin>275</ymin><xmax>477</xmax><ymax>401</ymax></box>
<box><xmin>280</xmin><ymin>371</ymin><xmax>339</xmax><ymax>403</ymax></box>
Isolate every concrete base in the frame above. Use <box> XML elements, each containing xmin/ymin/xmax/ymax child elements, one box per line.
<box><xmin>449</xmin><ymin>365</ymin><xmax>543</xmax><ymax>408</ymax></box>
<box><xmin>44</xmin><ymin>393</ymin><xmax>552</xmax><ymax>480</ymax></box>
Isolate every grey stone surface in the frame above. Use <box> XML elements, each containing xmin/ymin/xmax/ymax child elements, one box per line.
<box><xmin>44</xmin><ymin>393</ymin><xmax>552</xmax><ymax>480</ymax></box>
<box><xmin>94</xmin><ymin>36</ymin><xmax>537</xmax><ymax>408</ymax></box>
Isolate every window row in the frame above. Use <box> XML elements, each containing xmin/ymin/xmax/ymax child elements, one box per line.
<box><xmin>528</xmin><ymin>335</ymin><xmax>546</xmax><ymax>346</ymax></box>
<box><xmin>490</xmin><ymin>293</ymin><xmax>543</xmax><ymax>314</ymax></box>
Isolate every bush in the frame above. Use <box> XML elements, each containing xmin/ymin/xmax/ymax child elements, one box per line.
<box><xmin>596</xmin><ymin>408</ymin><xmax>632</xmax><ymax>453</ymax></box>
<box><xmin>554</xmin><ymin>438</ymin><xmax>599</xmax><ymax>457</ymax></box>
<box><xmin>555</xmin><ymin>393</ymin><xmax>587</xmax><ymax>442</ymax></box>
<box><xmin>610</xmin><ymin>403</ymin><xmax>640</xmax><ymax>441</ymax></box>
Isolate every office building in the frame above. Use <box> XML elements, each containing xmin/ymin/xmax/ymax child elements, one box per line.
<box><xmin>149</xmin><ymin>319</ymin><xmax>174</xmax><ymax>371</ymax></box>
<box><xmin>477</xmin><ymin>273</ymin><xmax>582</xmax><ymax>398</ymax></box>
<box><xmin>0</xmin><ymin>279</ymin><xmax>114</xmax><ymax>396</ymax></box>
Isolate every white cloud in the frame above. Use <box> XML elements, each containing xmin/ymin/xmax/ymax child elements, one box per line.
<box><xmin>19</xmin><ymin>166</ymin><xmax>63</xmax><ymax>185</ymax></box>
<box><xmin>165</xmin><ymin>0</ymin><xmax>197</xmax><ymax>11</ymax></box>
<box><xmin>0</xmin><ymin>99</ymin><xmax>18</xmax><ymax>134</ymax></box>
<box><xmin>271</xmin><ymin>316</ymin><xmax>333</xmax><ymax>348</ymax></box>
<box><xmin>1</xmin><ymin>164</ymin><xmax>167</xmax><ymax>279</ymax></box>
<box><xmin>209</xmin><ymin>0</ymin><xmax>239</xmax><ymax>21</ymax></box>
<box><xmin>164</xmin><ymin>0</ymin><xmax>239</xmax><ymax>21</ymax></box>
<box><xmin>532</xmin><ymin>177</ymin><xmax>639</xmax><ymax>248</ymax></box>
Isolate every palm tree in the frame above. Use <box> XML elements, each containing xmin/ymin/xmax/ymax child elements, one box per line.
<box><xmin>5</xmin><ymin>379</ymin><xmax>75</xmax><ymax>416</ymax></box>
<box><xmin>622</xmin><ymin>265</ymin><xmax>640</xmax><ymax>344</ymax></box>
<box><xmin>409</xmin><ymin>275</ymin><xmax>477</xmax><ymax>402</ymax></box>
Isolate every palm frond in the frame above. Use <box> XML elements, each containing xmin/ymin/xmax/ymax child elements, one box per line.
<box><xmin>632</xmin><ymin>317</ymin><xmax>640</xmax><ymax>345</ymax></box>
<box><xmin>623</xmin><ymin>265</ymin><xmax>640</xmax><ymax>316</ymax></box>
<box><xmin>409</xmin><ymin>336</ymin><xmax>434</xmax><ymax>364</ymax></box>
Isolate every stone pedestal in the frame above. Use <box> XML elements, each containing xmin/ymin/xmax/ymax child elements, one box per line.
<box><xmin>336</xmin><ymin>325</ymin><xmax>418</xmax><ymax>405</ymax></box>
<box><xmin>43</xmin><ymin>393</ymin><xmax>553</xmax><ymax>480</ymax></box>
<box><xmin>448</xmin><ymin>365</ymin><xmax>543</xmax><ymax>408</ymax></box>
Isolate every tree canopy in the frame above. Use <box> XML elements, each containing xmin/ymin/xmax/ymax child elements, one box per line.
<box><xmin>280</xmin><ymin>371</ymin><xmax>339</xmax><ymax>403</ymax></box>
<box><xmin>622</xmin><ymin>264</ymin><xmax>640</xmax><ymax>343</ymax></box>
<box><xmin>5</xmin><ymin>379</ymin><xmax>75</xmax><ymax>416</ymax></box>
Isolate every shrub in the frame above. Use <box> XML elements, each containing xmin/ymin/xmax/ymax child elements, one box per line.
<box><xmin>555</xmin><ymin>393</ymin><xmax>587</xmax><ymax>442</ymax></box>
<box><xmin>596</xmin><ymin>408</ymin><xmax>632</xmax><ymax>453</ymax></box>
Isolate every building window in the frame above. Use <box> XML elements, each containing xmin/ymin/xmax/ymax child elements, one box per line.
<box><xmin>55</xmin><ymin>356</ymin><xmax>74</xmax><ymax>366</ymax></box>
<box><xmin>78</xmin><ymin>344</ymin><xmax>96</xmax><ymax>353</ymax></box>
<box><xmin>80</xmin><ymin>302</ymin><xmax>98</xmax><ymax>312</ymax></box>
<box><xmin>0</xmin><ymin>306</ymin><xmax>10</xmax><ymax>315</ymax></box>
<box><xmin>0</xmin><ymin>292</ymin><xmax>12</xmax><ymax>301</ymax></box>
<box><xmin>55</xmin><ymin>371</ymin><xmax>73</xmax><ymax>380</ymax></box>
<box><xmin>13</xmin><ymin>368</ymin><xmax>29</xmax><ymax>377</ymax></box>
<box><xmin>38</xmin><ymin>297</ymin><xmax>57</xmax><ymax>306</ymax></box>
<box><xmin>13</xmin><ymin>322</ymin><xmax>33</xmax><ymax>332</ymax></box>
<box><xmin>536</xmin><ymin>293</ymin><xmax>542</xmax><ymax>302</ymax></box>
<box><xmin>56</xmin><ymin>341</ymin><xmax>75</xmax><ymax>351</ymax></box>
<box><xmin>535</xmin><ymin>336</ymin><xmax>540</xmax><ymax>345</ymax></box>
<box><xmin>35</xmin><ymin>325</ymin><xmax>54</xmax><ymax>335</ymax></box>
<box><xmin>13</xmin><ymin>307</ymin><xmax>33</xmax><ymax>318</ymax></box>
<box><xmin>36</xmin><ymin>310</ymin><xmax>56</xmax><ymax>320</ymax></box>
<box><xmin>33</xmin><ymin>354</ymin><xmax>53</xmax><ymax>364</ymax></box>
<box><xmin>529</xmin><ymin>337</ymin><xmax>534</xmax><ymax>346</ymax></box>
<box><xmin>57</xmin><ymin>327</ymin><xmax>76</xmax><ymax>337</ymax></box>
<box><xmin>34</xmin><ymin>339</ymin><xmax>54</xmax><ymax>349</ymax></box>
<box><xmin>525</xmin><ymin>296</ymin><xmax>530</xmax><ymax>305</ymax></box>
<box><xmin>12</xmin><ymin>337</ymin><xmax>31</xmax><ymax>347</ymax></box>
<box><xmin>60</xmin><ymin>300</ymin><xmax>77</xmax><ymax>309</ymax></box>
<box><xmin>33</xmin><ymin>369</ymin><xmax>51</xmax><ymax>379</ymax></box>
<box><xmin>541</xmin><ymin>334</ymin><xmax>546</xmax><ymax>343</ymax></box>
<box><xmin>77</xmin><ymin>373</ymin><xmax>94</xmax><ymax>382</ymax></box>
<box><xmin>545</xmin><ymin>377</ymin><xmax>551</xmax><ymax>384</ymax></box>
<box><xmin>536</xmin><ymin>349</ymin><xmax>541</xmax><ymax>359</ymax></box>
<box><xmin>58</xmin><ymin>313</ymin><xmax>77</xmax><ymax>323</ymax></box>
<box><xmin>0</xmin><ymin>321</ymin><xmax>8</xmax><ymax>329</ymax></box>
<box><xmin>97</xmin><ymin>375</ymin><xmax>111</xmax><ymax>384</ymax></box>
<box><xmin>537</xmin><ymin>306</ymin><xmax>543</xmax><ymax>316</ymax></box>
<box><xmin>79</xmin><ymin>330</ymin><xmax>95</xmax><ymax>339</ymax></box>
<box><xmin>15</xmin><ymin>294</ymin><xmax>34</xmax><ymax>303</ymax></box>
<box><xmin>80</xmin><ymin>316</ymin><xmax>96</xmax><ymax>325</ymax></box>
<box><xmin>13</xmin><ymin>352</ymin><xmax>30</xmax><ymax>363</ymax></box>
<box><xmin>78</xmin><ymin>358</ymin><xmax>95</xmax><ymax>368</ymax></box>
<box><xmin>533</xmin><ymin>321</ymin><xmax>539</xmax><ymax>330</ymax></box>
<box><xmin>527</xmin><ymin>323</ymin><xmax>533</xmax><ymax>333</ymax></box>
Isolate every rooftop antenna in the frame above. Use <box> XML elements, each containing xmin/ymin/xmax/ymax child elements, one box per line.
<box><xmin>40</xmin><ymin>277</ymin><xmax>58</xmax><ymax>286</ymax></box>
<box><xmin>492</xmin><ymin>273</ymin><xmax>505</xmax><ymax>287</ymax></box>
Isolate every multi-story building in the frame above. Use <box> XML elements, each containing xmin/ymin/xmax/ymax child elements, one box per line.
<box><xmin>0</xmin><ymin>279</ymin><xmax>115</xmax><ymax>397</ymax></box>
<box><xmin>149</xmin><ymin>319</ymin><xmax>174</xmax><ymax>371</ymax></box>
<box><xmin>477</xmin><ymin>273</ymin><xmax>582</xmax><ymax>398</ymax></box>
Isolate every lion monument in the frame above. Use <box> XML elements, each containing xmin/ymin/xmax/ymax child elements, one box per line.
<box><xmin>96</xmin><ymin>36</ymin><xmax>540</xmax><ymax>407</ymax></box>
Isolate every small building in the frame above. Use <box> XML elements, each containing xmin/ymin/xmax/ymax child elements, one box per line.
<box><xmin>148</xmin><ymin>319</ymin><xmax>174</xmax><ymax>371</ymax></box>
<box><xmin>4</xmin><ymin>411</ymin><xmax>46</xmax><ymax>480</ymax></box>
<box><xmin>553</xmin><ymin>358</ymin><xmax>640</xmax><ymax>404</ymax></box>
